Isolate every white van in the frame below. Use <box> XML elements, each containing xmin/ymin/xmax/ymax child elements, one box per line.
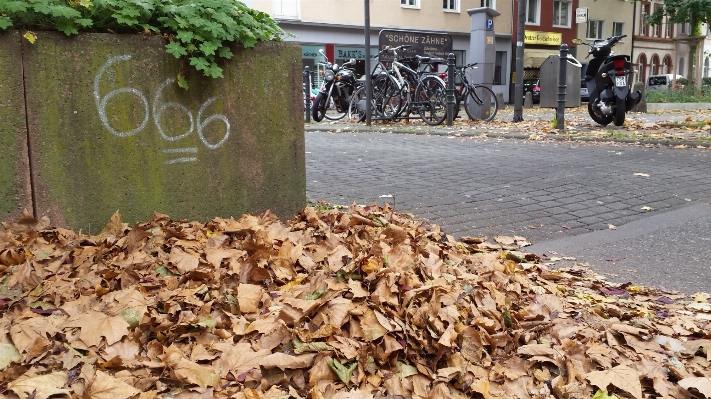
<box><xmin>647</xmin><ymin>74</ymin><xmax>684</xmax><ymax>90</ymax></box>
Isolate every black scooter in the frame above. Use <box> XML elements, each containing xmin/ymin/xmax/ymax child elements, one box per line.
<box><xmin>575</xmin><ymin>35</ymin><xmax>641</xmax><ymax>126</ymax></box>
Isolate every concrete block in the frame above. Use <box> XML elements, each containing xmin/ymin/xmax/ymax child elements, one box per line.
<box><xmin>524</xmin><ymin>92</ymin><xmax>533</xmax><ymax>109</ymax></box>
<box><xmin>0</xmin><ymin>31</ymin><xmax>33</xmax><ymax>223</ymax></box>
<box><xmin>20</xmin><ymin>32</ymin><xmax>305</xmax><ymax>231</ymax></box>
<box><xmin>631</xmin><ymin>82</ymin><xmax>647</xmax><ymax>113</ymax></box>
<box><xmin>496</xmin><ymin>92</ymin><xmax>506</xmax><ymax>110</ymax></box>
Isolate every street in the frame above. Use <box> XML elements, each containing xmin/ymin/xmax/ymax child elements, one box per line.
<box><xmin>305</xmin><ymin>131</ymin><xmax>711</xmax><ymax>294</ymax></box>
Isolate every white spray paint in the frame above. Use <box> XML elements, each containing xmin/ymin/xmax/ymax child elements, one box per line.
<box><xmin>94</xmin><ymin>56</ymin><xmax>231</xmax><ymax>164</ymax></box>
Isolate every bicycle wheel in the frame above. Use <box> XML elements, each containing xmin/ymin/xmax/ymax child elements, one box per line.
<box><xmin>347</xmin><ymin>86</ymin><xmax>367</xmax><ymax>122</ymax></box>
<box><xmin>414</xmin><ymin>76</ymin><xmax>447</xmax><ymax>126</ymax></box>
<box><xmin>372</xmin><ymin>74</ymin><xmax>401</xmax><ymax>119</ymax></box>
<box><xmin>464</xmin><ymin>85</ymin><xmax>498</xmax><ymax>122</ymax></box>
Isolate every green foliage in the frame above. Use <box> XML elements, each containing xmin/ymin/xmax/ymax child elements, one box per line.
<box><xmin>0</xmin><ymin>0</ymin><xmax>286</xmax><ymax>85</ymax></box>
<box><xmin>703</xmin><ymin>77</ymin><xmax>711</xmax><ymax>86</ymax></box>
<box><xmin>646</xmin><ymin>86</ymin><xmax>711</xmax><ymax>103</ymax></box>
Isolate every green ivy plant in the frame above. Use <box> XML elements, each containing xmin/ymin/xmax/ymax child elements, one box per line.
<box><xmin>0</xmin><ymin>0</ymin><xmax>286</xmax><ymax>88</ymax></box>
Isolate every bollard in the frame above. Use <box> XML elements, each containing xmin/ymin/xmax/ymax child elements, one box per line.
<box><xmin>304</xmin><ymin>66</ymin><xmax>311</xmax><ymax>123</ymax></box>
<box><xmin>556</xmin><ymin>44</ymin><xmax>568</xmax><ymax>130</ymax></box>
<box><xmin>446</xmin><ymin>53</ymin><xmax>456</xmax><ymax>127</ymax></box>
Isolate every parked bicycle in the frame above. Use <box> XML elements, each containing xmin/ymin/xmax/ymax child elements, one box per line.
<box><xmin>348</xmin><ymin>45</ymin><xmax>448</xmax><ymax>126</ymax></box>
<box><xmin>444</xmin><ymin>63</ymin><xmax>498</xmax><ymax>122</ymax></box>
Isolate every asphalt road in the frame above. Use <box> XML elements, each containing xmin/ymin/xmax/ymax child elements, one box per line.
<box><xmin>305</xmin><ymin>131</ymin><xmax>711</xmax><ymax>294</ymax></box>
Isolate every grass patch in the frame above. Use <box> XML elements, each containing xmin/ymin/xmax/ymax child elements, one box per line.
<box><xmin>646</xmin><ymin>87</ymin><xmax>711</xmax><ymax>103</ymax></box>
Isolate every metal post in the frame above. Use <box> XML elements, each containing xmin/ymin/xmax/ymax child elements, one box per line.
<box><xmin>513</xmin><ymin>0</ymin><xmax>526</xmax><ymax>122</ymax></box>
<box><xmin>556</xmin><ymin>44</ymin><xmax>568</xmax><ymax>130</ymax></box>
<box><xmin>446</xmin><ymin>53</ymin><xmax>456</xmax><ymax>127</ymax></box>
<box><xmin>364</xmin><ymin>0</ymin><xmax>372</xmax><ymax>126</ymax></box>
<box><xmin>304</xmin><ymin>66</ymin><xmax>311</xmax><ymax>123</ymax></box>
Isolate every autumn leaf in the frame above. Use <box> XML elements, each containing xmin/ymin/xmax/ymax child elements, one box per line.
<box><xmin>327</xmin><ymin>358</ymin><xmax>357</xmax><ymax>384</ymax></box>
<box><xmin>586</xmin><ymin>365</ymin><xmax>643</xmax><ymax>399</ymax></box>
<box><xmin>591</xmin><ymin>389</ymin><xmax>620</xmax><ymax>399</ymax></box>
<box><xmin>89</xmin><ymin>370</ymin><xmax>140</xmax><ymax>399</ymax></box>
<box><xmin>8</xmin><ymin>371</ymin><xmax>70</xmax><ymax>399</ymax></box>
<box><xmin>678</xmin><ymin>377</ymin><xmax>711</xmax><ymax>398</ymax></box>
<box><xmin>62</xmin><ymin>310</ymin><xmax>130</xmax><ymax>347</ymax></box>
<box><xmin>237</xmin><ymin>283</ymin><xmax>264</xmax><ymax>313</ymax></box>
<box><xmin>174</xmin><ymin>358</ymin><xmax>220</xmax><ymax>388</ymax></box>
<box><xmin>0</xmin><ymin>343</ymin><xmax>21</xmax><ymax>370</ymax></box>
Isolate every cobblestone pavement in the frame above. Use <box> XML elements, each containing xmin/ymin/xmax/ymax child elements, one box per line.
<box><xmin>305</xmin><ymin>121</ymin><xmax>711</xmax><ymax>293</ymax></box>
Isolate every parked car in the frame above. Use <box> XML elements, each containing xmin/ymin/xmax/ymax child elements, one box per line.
<box><xmin>523</xmin><ymin>78</ymin><xmax>540</xmax><ymax>104</ymax></box>
<box><xmin>647</xmin><ymin>74</ymin><xmax>684</xmax><ymax>90</ymax></box>
<box><xmin>580</xmin><ymin>79</ymin><xmax>589</xmax><ymax>102</ymax></box>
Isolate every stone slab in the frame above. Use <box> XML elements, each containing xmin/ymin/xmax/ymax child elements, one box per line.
<box><xmin>0</xmin><ymin>31</ymin><xmax>33</xmax><ymax>223</ymax></box>
<box><xmin>21</xmin><ymin>32</ymin><xmax>305</xmax><ymax>231</ymax></box>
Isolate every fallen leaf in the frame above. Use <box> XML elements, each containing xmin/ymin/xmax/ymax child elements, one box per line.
<box><xmin>89</xmin><ymin>370</ymin><xmax>140</xmax><ymax>399</ymax></box>
<box><xmin>8</xmin><ymin>371</ymin><xmax>70</xmax><ymax>399</ymax></box>
<box><xmin>586</xmin><ymin>365</ymin><xmax>642</xmax><ymax>399</ymax></box>
<box><xmin>678</xmin><ymin>377</ymin><xmax>711</xmax><ymax>398</ymax></box>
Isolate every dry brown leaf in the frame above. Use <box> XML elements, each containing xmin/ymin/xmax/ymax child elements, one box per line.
<box><xmin>678</xmin><ymin>377</ymin><xmax>711</xmax><ymax>398</ymax></box>
<box><xmin>62</xmin><ymin>310</ymin><xmax>130</xmax><ymax>347</ymax></box>
<box><xmin>89</xmin><ymin>370</ymin><xmax>140</xmax><ymax>399</ymax></box>
<box><xmin>8</xmin><ymin>371</ymin><xmax>70</xmax><ymax>399</ymax></box>
<box><xmin>586</xmin><ymin>364</ymin><xmax>643</xmax><ymax>399</ymax></box>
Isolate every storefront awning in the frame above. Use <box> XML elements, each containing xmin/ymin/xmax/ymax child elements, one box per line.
<box><xmin>524</xmin><ymin>49</ymin><xmax>557</xmax><ymax>68</ymax></box>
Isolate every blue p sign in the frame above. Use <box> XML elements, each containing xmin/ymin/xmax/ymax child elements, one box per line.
<box><xmin>486</xmin><ymin>18</ymin><xmax>494</xmax><ymax>30</ymax></box>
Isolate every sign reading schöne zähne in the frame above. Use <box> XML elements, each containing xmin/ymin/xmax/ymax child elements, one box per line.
<box><xmin>378</xmin><ymin>29</ymin><xmax>453</xmax><ymax>61</ymax></box>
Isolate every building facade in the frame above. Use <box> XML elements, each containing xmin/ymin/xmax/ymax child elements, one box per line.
<box><xmin>575</xmin><ymin>0</ymin><xmax>634</xmax><ymax>77</ymax></box>
<box><xmin>246</xmin><ymin>0</ymin><xmax>514</xmax><ymax>101</ymax></box>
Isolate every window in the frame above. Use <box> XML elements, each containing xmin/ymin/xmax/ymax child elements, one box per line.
<box><xmin>552</xmin><ymin>1</ymin><xmax>570</xmax><ymax>27</ymax></box>
<box><xmin>680</xmin><ymin>22</ymin><xmax>690</xmax><ymax>35</ymax></box>
<box><xmin>640</xmin><ymin>3</ymin><xmax>650</xmax><ymax>35</ymax></box>
<box><xmin>481</xmin><ymin>0</ymin><xmax>496</xmax><ymax>8</ymax></box>
<box><xmin>401</xmin><ymin>0</ymin><xmax>420</xmax><ymax>8</ymax></box>
<box><xmin>651</xmin><ymin>54</ymin><xmax>659</xmax><ymax>75</ymax></box>
<box><xmin>612</xmin><ymin>22</ymin><xmax>624</xmax><ymax>38</ymax></box>
<box><xmin>494</xmin><ymin>51</ymin><xmax>506</xmax><ymax>85</ymax></box>
<box><xmin>443</xmin><ymin>0</ymin><xmax>459</xmax><ymax>12</ymax></box>
<box><xmin>587</xmin><ymin>20</ymin><xmax>604</xmax><ymax>39</ymax></box>
<box><xmin>272</xmin><ymin>0</ymin><xmax>299</xmax><ymax>18</ymax></box>
<box><xmin>526</xmin><ymin>0</ymin><xmax>540</xmax><ymax>24</ymax></box>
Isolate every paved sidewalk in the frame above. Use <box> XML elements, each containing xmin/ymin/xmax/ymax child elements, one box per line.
<box><xmin>305</xmin><ymin>106</ymin><xmax>711</xmax><ymax>147</ymax></box>
<box><xmin>305</xmin><ymin>109</ymin><xmax>711</xmax><ymax>294</ymax></box>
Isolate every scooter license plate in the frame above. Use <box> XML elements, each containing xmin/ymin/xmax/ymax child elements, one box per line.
<box><xmin>615</xmin><ymin>76</ymin><xmax>627</xmax><ymax>87</ymax></box>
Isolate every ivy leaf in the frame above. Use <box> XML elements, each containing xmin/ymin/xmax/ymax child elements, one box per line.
<box><xmin>165</xmin><ymin>41</ymin><xmax>187</xmax><ymax>57</ymax></box>
<box><xmin>189</xmin><ymin>56</ymin><xmax>210</xmax><ymax>71</ymax></box>
<box><xmin>176</xmin><ymin>30</ymin><xmax>194</xmax><ymax>42</ymax></box>
<box><xmin>22</xmin><ymin>31</ymin><xmax>37</xmax><ymax>44</ymax></box>
<box><xmin>199</xmin><ymin>41</ymin><xmax>219</xmax><ymax>56</ymax></box>
<box><xmin>48</xmin><ymin>5</ymin><xmax>81</xmax><ymax>19</ymax></box>
<box><xmin>204</xmin><ymin>64</ymin><xmax>223</xmax><ymax>79</ymax></box>
<box><xmin>3</xmin><ymin>1</ymin><xmax>30</xmax><ymax>13</ymax></box>
<box><xmin>327</xmin><ymin>358</ymin><xmax>357</xmax><ymax>384</ymax></box>
<box><xmin>0</xmin><ymin>17</ymin><xmax>12</xmax><ymax>30</ymax></box>
<box><xmin>217</xmin><ymin>46</ymin><xmax>233</xmax><ymax>59</ymax></box>
<box><xmin>75</xmin><ymin>18</ymin><xmax>94</xmax><ymax>28</ymax></box>
<box><xmin>56</xmin><ymin>20</ymin><xmax>79</xmax><ymax>35</ymax></box>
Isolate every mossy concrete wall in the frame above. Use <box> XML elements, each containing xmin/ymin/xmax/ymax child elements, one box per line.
<box><xmin>1</xmin><ymin>31</ymin><xmax>305</xmax><ymax>231</ymax></box>
<box><xmin>0</xmin><ymin>31</ymin><xmax>33</xmax><ymax>222</ymax></box>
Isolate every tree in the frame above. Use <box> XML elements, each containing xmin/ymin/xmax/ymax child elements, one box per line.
<box><xmin>646</xmin><ymin>0</ymin><xmax>711</xmax><ymax>89</ymax></box>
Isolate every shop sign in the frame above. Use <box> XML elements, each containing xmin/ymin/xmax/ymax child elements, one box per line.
<box><xmin>524</xmin><ymin>31</ymin><xmax>562</xmax><ymax>46</ymax></box>
<box><xmin>301</xmin><ymin>45</ymin><xmax>325</xmax><ymax>60</ymax></box>
<box><xmin>378</xmin><ymin>29</ymin><xmax>453</xmax><ymax>61</ymax></box>
<box><xmin>335</xmin><ymin>47</ymin><xmax>367</xmax><ymax>60</ymax></box>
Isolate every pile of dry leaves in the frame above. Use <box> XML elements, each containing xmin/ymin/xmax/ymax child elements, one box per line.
<box><xmin>0</xmin><ymin>204</ymin><xmax>709</xmax><ymax>399</ymax></box>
